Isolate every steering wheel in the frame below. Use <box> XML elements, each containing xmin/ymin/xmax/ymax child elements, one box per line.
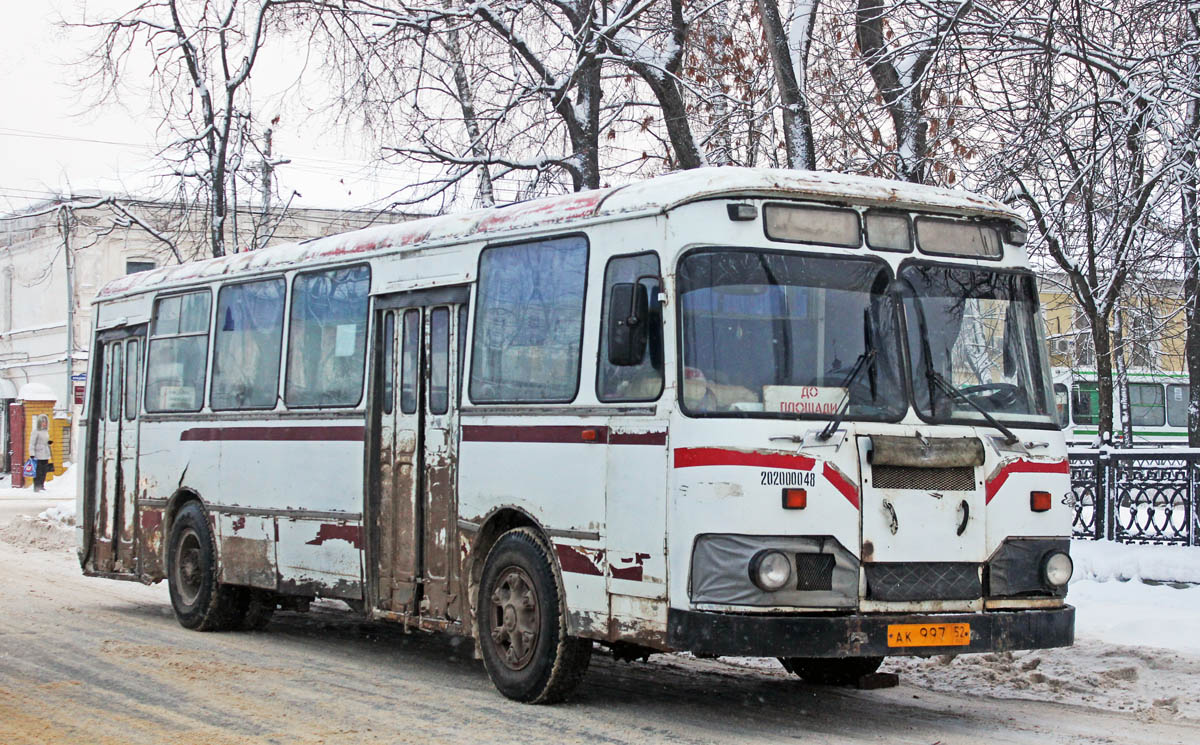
<box><xmin>957</xmin><ymin>382</ymin><xmax>1022</xmax><ymax>410</ymax></box>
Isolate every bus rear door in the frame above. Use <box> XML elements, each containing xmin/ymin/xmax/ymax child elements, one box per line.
<box><xmin>369</xmin><ymin>288</ymin><xmax>468</xmax><ymax>625</ymax></box>
<box><xmin>86</xmin><ymin>326</ymin><xmax>145</xmax><ymax>575</ymax></box>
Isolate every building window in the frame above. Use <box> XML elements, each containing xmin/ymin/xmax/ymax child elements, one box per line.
<box><xmin>126</xmin><ymin>260</ymin><xmax>156</xmax><ymax>275</ymax></box>
<box><xmin>469</xmin><ymin>236</ymin><xmax>588</xmax><ymax>403</ymax></box>
<box><xmin>285</xmin><ymin>265</ymin><xmax>370</xmax><ymax>407</ymax></box>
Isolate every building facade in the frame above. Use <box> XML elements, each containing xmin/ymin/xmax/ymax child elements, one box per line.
<box><xmin>0</xmin><ymin>198</ymin><xmax>412</xmax><ymax>471</ymax></box>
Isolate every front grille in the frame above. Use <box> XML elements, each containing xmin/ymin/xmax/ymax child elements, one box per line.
<box><xmin>865</xmin><ymin>562</ymin><xmax>981</xmax><ymax>601</ymax></box>
<box><xmin>794</xmin><ymin>553</ymin><xmax>835</xmax><ymax>591</ymax></box>
<box><xmin>871</xmin><ymin>465</ymin><xmax>975</xmax><ymax>491</ymax></box>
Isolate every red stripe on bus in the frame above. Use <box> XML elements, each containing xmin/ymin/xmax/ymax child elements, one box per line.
<box><xmin>985</xmin><ymin>458</ymin><xmax>1070</xmax><ymax>503</ymax></box>
<box><xmin>673</xmin><ymin>447</ymin><xmax>816</xmax><ymax>471</ymax></box>
<box><xmin>822</xmin><ymin>462</ymin><xmax>860</xmax><ymax>510</ymax></box>
<box><xmin>180</xmin><ymin>426</ymin><xmax>365</xmax><ymax>442</ymax></box>
<box><xmin>461</xmin><ymin>425</ymin><xmax>611</xmax><ymax>444</ymax></box>
<box><xmin>555</xmin><ymin>544</ymin><xmax>604</xmax><ymax>576</ymax></box>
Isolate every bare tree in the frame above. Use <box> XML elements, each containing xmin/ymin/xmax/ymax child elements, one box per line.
<box><xmin>75</xmin><ymin>0</ymin><xmax>301</xmax><ymax>257</ymax></box>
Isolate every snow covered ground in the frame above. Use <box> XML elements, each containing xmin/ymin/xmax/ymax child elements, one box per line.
<box><xmin>2</xmin><ymin>471</ymin><xmax>1197</xmax><ymax>726</ymax></box>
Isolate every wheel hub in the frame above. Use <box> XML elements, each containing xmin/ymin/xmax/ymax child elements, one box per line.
<box><xmin>489</xmin><ymin>566</ymin><xmax>540</xmax><ymax>671</ymax></box>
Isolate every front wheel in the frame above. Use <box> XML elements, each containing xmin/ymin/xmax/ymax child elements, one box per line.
<box><xmin>167</xmin><ymin>502</ymin><xmax>246</xmax><ymax>631</ymax></box>
<box><xmin>779</xmin><ymin>656</ymin><xmax>883</xmax><ymax>685</ymax></box>
<box><xmin>477</xmin><ymin>528</ymin><xmax>591</xmax><ymax>703</ymax></box>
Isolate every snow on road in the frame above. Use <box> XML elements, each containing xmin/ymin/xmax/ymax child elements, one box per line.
<box><xmin>1</xmin><ymin>484</ymin><xmax>1198</xmax><ymax>742</ymax></box>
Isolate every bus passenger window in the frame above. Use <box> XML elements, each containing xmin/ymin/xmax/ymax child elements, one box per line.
<box><xmin>125</xmin><ymin>339</ymin><xmax>140</xmax><ymax>420</ymax></box>
<box><xmin>598</xmin><ymin>253</ymin><xmax>663</xmax><ymax>402</ymax></box>
<box><xmin>1071</xmin><ymin>382</ymin><xmax>1099</xmax><ymax>425</ymax></box>
<box><xmin>382</xmin><ymin>312</ymin><xmax>395</xmax><ymax>415</ymax></box>
<box><xmin>1167</xmin><ymin>384</ymin><xmax>1188</xmax><ymax>427</ymax></box>
<box><xmin>469</xmin><ymin>236</ymin><xmax>588</xmax><ymax>403</ymax></box>
<box><xmin>401</xmin><ymin>309</ymin><xmax>419</xmax><ymax>414</ymax></box>
<box><xmin>1129</xmin><ymin>383</ymin><xmax>1165</xmax><ymax>427</ymax></box>
<box><xmin>109</xmin><ymin>342</ymin><xmax>123</xmax><ymax>422</ymax></box>
<box><xmin>211</xmin><ymin>278</ymin><xmax>285</xmax><ymax>410</ymax></box>
<box><xmin>285</xmin><ymin>265</ymin><xmax>370</xmax><ymax>407</ymax></box>
<box><xmin>430</xmin><ymin>307</ymin><xmax>450</xmax><ymax>414</ymax></box>
<box><xmin>146</xmin><ymin>291</ymin><xmax>211</xmax><ymax>412</ymax></box>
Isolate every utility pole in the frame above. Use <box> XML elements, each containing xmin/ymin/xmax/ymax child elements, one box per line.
<box><xmin>259</xmin><ymin>127</ymin><xmax>273</xmax><ymax>251</ymax></box>
<box><xmin>58</xmin><ymin>205</ymin><xmax>75</xmax><ymax>423</ymax></box>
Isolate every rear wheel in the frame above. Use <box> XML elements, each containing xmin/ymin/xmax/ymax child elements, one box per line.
<box><xmin>477</xmin><ymin>528</ymin><xmax>591</xmax><ymax>703</ymax></box>
<box><xmin>779</xmin><ymin>656</ymin><xmax>883</xmax><ymax>685</ymax></box>
<box><xmin>167</xmin><ymin>502</ymin><xmax>245</xmax><ymax>631</ymax></box>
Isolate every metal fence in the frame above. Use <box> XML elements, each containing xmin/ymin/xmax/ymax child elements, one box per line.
<box><xmin>1070</xmin><ymin>449</ymin><xmax>1200</xmax><ymax>546</ymax></box>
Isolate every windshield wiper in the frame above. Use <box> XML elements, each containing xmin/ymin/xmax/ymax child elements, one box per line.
<box><xmin>819</xmin><ymin>310</ymin><xmax>878</xmax><ymax>440</ymax></box>
<box><xmin>926</xmin><ymin>370</ymin><xmax>1018</xmax><ymax>445</ymax></box>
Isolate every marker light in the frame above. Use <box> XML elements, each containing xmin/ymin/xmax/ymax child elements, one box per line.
<box><xmin>749</xmin><ymin>550</ymin><xmax>792</xmax><ymax>592</ymax></box>
<box><xmin>1030</xmin><ymin>491</ymin><xmax>1053</xmax><ymax>512</ymax></box>
<box><xmin>727</xmin><ymin>203</ymin><xmax>758</xmax><ymax>221</ymax></box>
<box><xmin>1042</xmin><ymin>551</ymin><xmax>1073</xmax><ymax>588</ymax></box>
<box><xmin>782</xmin><ymin>488</ymin><xmax>808</xmax><ymax>510</ymax></box>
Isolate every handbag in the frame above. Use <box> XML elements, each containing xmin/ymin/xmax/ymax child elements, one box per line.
<box><xmin>46</xmin><ymin>462</ymin><xmax>55</xmax><ymax>472</ymax></box>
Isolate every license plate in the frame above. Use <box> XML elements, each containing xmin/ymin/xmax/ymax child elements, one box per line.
<box><xmin>886</xmin><ymin>622</ymin><xmax>971</xmax><ymax>647</ymax></box>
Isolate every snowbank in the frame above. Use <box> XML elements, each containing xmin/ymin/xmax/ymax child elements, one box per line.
<box><xmin>1072</xmin><ymin>539</ymin><xmax>1200</xmax><ymax>585</ymax></box>
<box><xmin>0</xmin><ymin>463</ymin><xmax>77</xmax><ymax>499</ymax></box>
<box><xmin>38</xmin><ymin>501</ymin><xmax>76</xmax><ymax>527</ymax></box>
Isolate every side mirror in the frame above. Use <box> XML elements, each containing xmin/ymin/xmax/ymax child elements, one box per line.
<box><xmin>608</xmin><ymin>283</ymin><xmax>649</xmax><ymax>366</ymax></box>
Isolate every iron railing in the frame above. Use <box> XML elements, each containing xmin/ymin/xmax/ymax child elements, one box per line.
<box><xmin>1070</xmin><ymin>449</ymin><xmax>1200</xmax><ymax>546</ymax></box>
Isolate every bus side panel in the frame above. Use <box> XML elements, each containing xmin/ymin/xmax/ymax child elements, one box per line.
<box><xmin>216</xmin><ymin>513</ymin><xmax>277</xmax><ymax>590</ymax></box>
<box><xmin>275</xmin><ymin>517</ymin><xmax>364</xmax><ymax>599</ymax></box>
<box><xmin>458</xmin><ymin>423</ymin><xmax>610</xmax><ymax>636</ymax></box>
<box><xmin>137</xmin><ymin>418</ymin><xmax>367</xmax><ymax>599</ymax></box>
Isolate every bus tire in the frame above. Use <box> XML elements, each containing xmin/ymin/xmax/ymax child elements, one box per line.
<box><xmin>779</xmin><ymin>656</ymin><xmax>884</xmax><ymax>685</ymax></box>
<box><xmin>166</xmin><ymin>502</ymin><xmax>244</xmax><ymax>631</ymax></box>
<box><xmin>477</xmin><ymin>527</ymin><xmax>591</xmax><ymax>703</ymax></box>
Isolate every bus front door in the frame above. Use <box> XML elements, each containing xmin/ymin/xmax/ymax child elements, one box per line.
<box><xmin>371</xmin><ymin>293</ymin><xmax>466</xmax><ymax>625</ymax></box>
<box><xmin>88</xmin><ymin>329</ymin><xmax>144</xmax><ymax>575</ymax></box>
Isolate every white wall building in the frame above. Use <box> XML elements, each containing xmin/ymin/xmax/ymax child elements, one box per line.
<box><xmin>0</xmin><ymin>197</ymin><xmax>413</xmax><ymax>470</ymax></box>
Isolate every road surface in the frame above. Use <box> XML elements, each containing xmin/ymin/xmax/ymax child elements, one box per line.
<box><xmin>0</xmin><ymin>529</ymin><xmax>1197</xmax><ymax>744</ymax></box>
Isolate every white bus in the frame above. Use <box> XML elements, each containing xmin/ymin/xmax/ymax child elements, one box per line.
<box><xmin>1053</xmin><ymin>368</ymin><xmax>1190</xmax><ymax>446</ymax></box>
<box><xmin>79</xmin><ymin>168</ymin><xmax>1074</xmax><ymax>703</ymax></box>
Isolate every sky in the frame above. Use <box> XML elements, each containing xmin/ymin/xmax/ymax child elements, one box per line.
<box><xmin>0</xmin><ymin>2</ymin><xmax>424</xmax><ymax>216</ymax></box>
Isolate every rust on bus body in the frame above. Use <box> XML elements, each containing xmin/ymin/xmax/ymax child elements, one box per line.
<box><xmin>423</xmin><ymin>443</ymin><xmax>460</xmax><ymax>622</ymax></box>
<box><xmin>137</xmin><ymin>507</ymin><xmax>165</xmax><ymax>581</ymax></box>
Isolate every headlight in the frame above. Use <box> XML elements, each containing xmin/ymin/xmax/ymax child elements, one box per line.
<box><xmin>1042</xmin><ymin>551</ymin><xmax>1073</xmax><ymax>588</ymax></box>
<box><xmin>749</xmin><ymin>550</ymin><xmax>792</xmax><ymax>592</ymax></box>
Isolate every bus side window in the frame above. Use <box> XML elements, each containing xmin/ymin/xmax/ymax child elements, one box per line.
<box><xmin>1167</xmin><ymin>384</ymin><xmax>1188</xmax><ymax>427</ymax></box>
<box><xmin>1053</xmin><ymin>383</ymin><xmax>1068</xmax><ymax>429</ymax></box>
<box><xmin>285</xmin><ymin>265</ymin><xmax>371</xmax><ymax>408</ymax></box>
<box><xmin>1071</xmin><ymin>382</ymin><xmax>1099</xmax><ymax>425</ymax></box>
<box><xmin>211</xmin><ymin>278</ymin><xmax>286</xmax><ymax>410</ymax></box>
<box><xmin>1129</xmin><ymin>383</ymin><xmax>1165</xmax><ymax>427</ymax></box>
<box><xmin>597</xmin><ymin>252</ymin><xmax>663</xmax><ymax>402</ymax></box>
<box><xmin>146</xmin><ymin>290</ymin><xmax>211</xmax><ymax>413</ymax></box>
<box><xmin>469</xmin><ymin>236</ymin><xmax>588</xmax><ymax>403</ymax></box>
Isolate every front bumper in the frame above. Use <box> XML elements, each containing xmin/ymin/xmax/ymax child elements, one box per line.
<box><xmin>667</xmin><ymin>605</ymin><xmax>1074</xmax><ymax>658</ymax></box>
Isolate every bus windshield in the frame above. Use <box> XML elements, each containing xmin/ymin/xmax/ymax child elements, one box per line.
<box><xmin>678</xmin><ymin>249</ymin><xmax>905</xmax><ymax>419</ymax></box>
<box><xmin>900</xmin><ymin>262</ymin><xmax>1056</xmax><ymax>427</ymax></box>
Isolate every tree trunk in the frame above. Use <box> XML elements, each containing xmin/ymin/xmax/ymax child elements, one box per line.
<box><xmin>758</xmin><ymin>0</ymin><xmax>817</xmax><ymax>170</ymax></box>
<box><xmin>1092</xmin><ymin>318</ymin><xmax>1115</xmax><ymax>445</ymax></box>
<box><xmin>1113</xmin><ymin>309</ymin><xmax>1133</xmax><ymax>444</ymax></box>
<box><xmin>1183</xmin><ymin>8</ymin><xmax>1200</xmax><ymax>447</ymax></box>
